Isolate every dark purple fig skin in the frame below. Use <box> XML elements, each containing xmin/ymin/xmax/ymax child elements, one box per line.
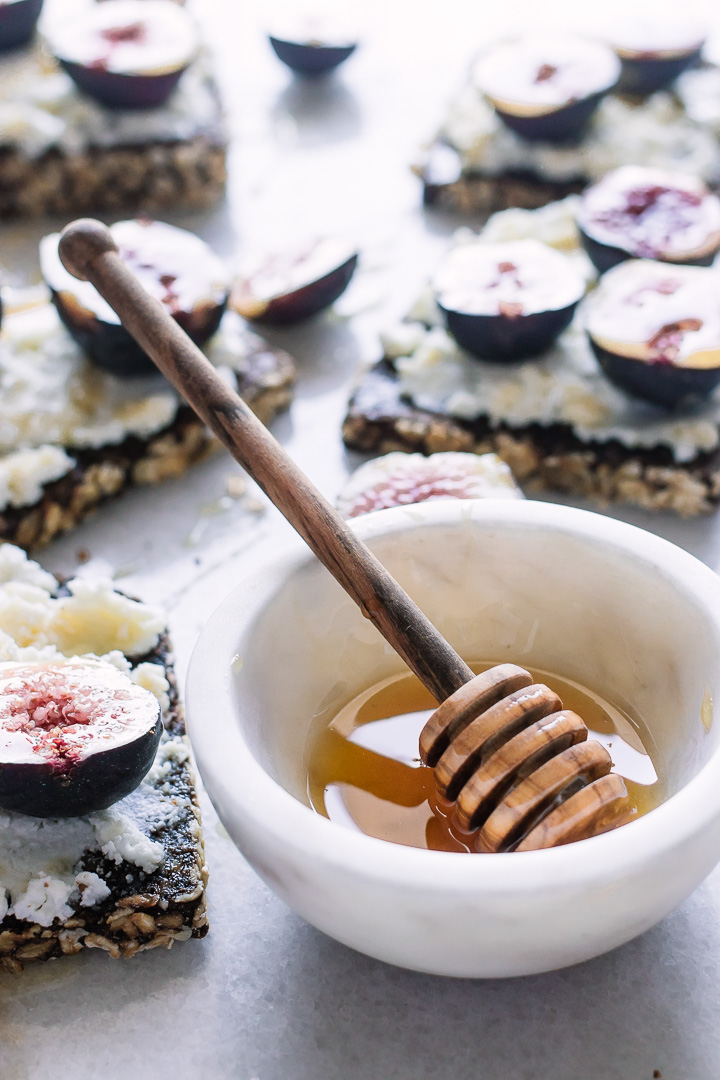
<box><xmin>578</xmin><ymin>222</ymin><xmax>720</xmax><ymax>275</ymax></box>
<box><xmin>0</xmin><ymin>710</ymin><xmax>161</xmax><ymax>818</ymax></box>
<box><xmin>616</xmin><ymin>48</ymin><xmax>703</xmax><ymax>96</ymax></box>
<box><xmin>58</xmin><ymin>58</ymin><xmax>187</xmax><ymax>109</ymax></box>
<box><xmin>590</xmin><ymin>336</ymin><xmax>720</xmax><ymax>408</ymax></box>
<box><xmin>50</xmin><ymin>288</ymin><xmax>228</xmax><ymax>377</ymax></box>
<box><xmin>237</xmin><ymin>252</ymin><xmax>358</xmax><ymax>326</ymax></box>
<box><xmin>0</xmin><ymin>0</ymin><xmax>43</xmax><ymax>51</ymax></box>
<box><xmin>439</xmin><ymin>299</ymin><xmax>581</xmax><ymax>361</ymax></box>
<box><xmin>268</xmin><ymin>35</ymin><xmax>357</xmax><ymax>76</ymax></box>
<box><xmin>494</xmin><ymin>90</ymin><xmax>608</xmax><ymax>144</ymax></box>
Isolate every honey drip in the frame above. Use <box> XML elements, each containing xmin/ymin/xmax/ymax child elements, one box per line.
<box><xmin>307</xmin><ymin>664</ymin><xmax>660</xmax><ymax>853</ymax></box>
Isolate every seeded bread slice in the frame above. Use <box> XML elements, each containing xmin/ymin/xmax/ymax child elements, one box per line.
<box><xmin>342</xmin><ymin>359</ymin><xmax>720</xmax><ymax>517</ymax></box>
<box><xmin>416</xmin><ymin>147</ymin><xmax>585</xmax><ymax>216</ymax></box>
<box><xmin>0</xmin><ymin>136</ymin><xmax>227</xmax><ymax>220</ymax></box>
<box><xmin>0</xmin><ymin>322</ymin><xmax>295</xmax><ymax>550</ymax></box>
<box><xmin>0</xmin><ymin>567</ymin><xmax>208</xmax><ymax>972</ymax></box>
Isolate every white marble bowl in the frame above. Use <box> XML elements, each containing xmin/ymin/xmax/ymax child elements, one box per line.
<box><xmin>187</xmin><ymin>500</ymin><xmax>720</xmax><ymax>977</ymax></box>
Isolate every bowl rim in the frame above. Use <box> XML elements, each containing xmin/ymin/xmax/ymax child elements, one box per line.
<box><xmin>187</xmin><ymin>498</ymin><xmax>720</xmax><ymax>893</ymax></box>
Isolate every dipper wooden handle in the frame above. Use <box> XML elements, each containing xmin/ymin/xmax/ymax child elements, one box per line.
<box><xmin>59</xmin><ymin>219</ymin><xmax>637</xmax><ymax>852</ymax></box>
<box><xmin>59</xmin><ymin>219</ymin><xmax>474</xmax><ymax>704</ymax></box>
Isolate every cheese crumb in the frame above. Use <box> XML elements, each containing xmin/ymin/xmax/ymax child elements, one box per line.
<box><xmin>90</xmin><ymin>807</ymin><xmax>164</xmax><ymax>874</ymax></box>
<box><xmin>75</xmin><ymin>870</ymin><xmax>111</xmax><ymax>908</ymax></box>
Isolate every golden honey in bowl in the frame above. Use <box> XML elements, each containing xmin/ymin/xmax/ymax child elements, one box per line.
<box><xmin>307</xmin><ymin>664</ymin><xmax>660</xmax><ymax>853</ymax></box>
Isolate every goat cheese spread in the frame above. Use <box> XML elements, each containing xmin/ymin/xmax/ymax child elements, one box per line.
<box><xmin>390</xmin><ymin>197</ymin><xmax>720</xmax><ymax>463</ymax></box>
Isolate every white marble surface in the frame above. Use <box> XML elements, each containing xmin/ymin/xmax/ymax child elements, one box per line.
<box><xmin>3</xmin><ymin>0</ymin><xmax>720</xmax><ymax>1076</ymax></box>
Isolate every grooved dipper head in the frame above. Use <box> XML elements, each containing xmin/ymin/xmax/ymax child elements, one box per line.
<box><xmin>59</xmin><ymin>219</ymin><xmax>118</xmax><ymax>282</ymax></box>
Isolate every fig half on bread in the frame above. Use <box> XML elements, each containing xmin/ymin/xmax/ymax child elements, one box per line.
<box><xmin>268</xmin><ymin>14</ymin><xmax>357</xmax><ymax>75</ymax></box>
<box><xmin>434</xmin><ymin>238</ymin><xmax>586</xmax><ymax>361</ymax></box>
<box><xmin>232</xmin><ymin>238</ymin><xmax>358</xmax><ymax>326</ymax></box>
<box><xmin>41</xmin><ymin>218</ymin><xmax>231</xmax><ymax>376</ymax></box>
<box><xmin>609</xmin><ymin>17</ymin><xmax>706</xmax><ymax>95</ymax></box>
<box><xmin>0</xmin><ymin>658</ymin><xmax>162</xmax><ymax>818</ymax></box>
<box><xmin>0</xmin><ymin>0</ymin><xmax>44</xmax><ymax>52</ymax></box>
<box><xmin>269</xmin><ymin>35</ymin><xmax>357</xmax><ymax>76</ymax></box>
<box><xmin>337</xmin><ymin>451</ymin><xmax>522</xmax><ymax>518</ymax></box>
<box><xmin>576</xmin><ymin>166</ymin><xmax>720</xmax><ymax>274</ymax></box>
<box><xmin>585</xmin><ymin>259</ymin><xmax>720</xmax><ymax>407</ymax></box>
<box><xmin>474</xmin><ymin>36</ymin><xmax>620</xmax><ymax>143</ymax></box>
<box><xmin>43</xmin><ymin>0</ymin><xmax>198</xmax><ymax>109</ymax></box>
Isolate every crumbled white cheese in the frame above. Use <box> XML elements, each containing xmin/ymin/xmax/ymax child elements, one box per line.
<box><xmin>0</xmin><ymin>445</ymin><xmax>75</xmax><ymax>510</ymax></box>
<box><xmin>474</xmin><ymin>195</ymin><xmax>595</xmax><ymax>284</ymax></box>
<box><xmin>0</xmin><ymin>576</ymin><xmax>164</xmax><ymax>658</ymax></box>
<box><xmin>10</xmin><ymin>875</ymin><xmax>77</xmax><ymax>925</ymax></box>
<box><xmin>75</xmin><ymin>870</ymin><xmax>111</xmax><ymax>908</ymax></box>
<box><xmin>677</xmin><ymin>67</ymin><xmax>720</xmax><ymax>135</ymax></box>
<box><xmin>144</xmin><ymin>733</ymin><xmax>189</xmax><ymax>788</ymax></box>
<box><xmin>0</xmin><ymin>811</ymin><xmax>96</xmax><ymax>926</ymax></box>
<box><xmin>0</xmin><ymin>543</ymin><xmax>56</xmax><ymax>593</ymax></box>
<box><xmin>50</xmin><ymin>577</ymin><xmax>165</xmax><ymax>659</ymax></box>
<box><xmin>0</xmin><ymin>800</ymin><xmax>162</xmax><ymax>925</ymax></box>
<box><xmin>379</xmin><ymin>321</ymin><xmax>428</xmax><ymax>359</ymax></box>
<box><xmin>89</xmin><ymin>807</ymin><xmax>164</xmax><ymax>874</ymax></box>
<box><xmin>0</xmin><ymin>302</ymin><xmax>178</xmax><ymax>453</ymax></box>
<box><xmin>440</xmin><ymin>87</ymin><xmax>720</xmax><ymax>184</ymax></box>
<box><xmin>131</xmin><ymin>661</ymin><xmax>171</xmax><ymax>714</ymax></box>
<box><xmin>475</xmin><ymin>195</ymin><xmax>582</xmax><ymax>251</ymax></box>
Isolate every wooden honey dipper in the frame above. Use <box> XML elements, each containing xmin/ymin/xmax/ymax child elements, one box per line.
<box><xmin>58</xmin><ymin>220</ymin><xmax>637</xmax><ymax>853</ymax></box>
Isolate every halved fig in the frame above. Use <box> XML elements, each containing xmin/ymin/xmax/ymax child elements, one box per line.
<box><xmin>585</xmin><ymin>259</ymin><xmax>720</xmax><ymax>407</ymax></box>
<box><xmin>434</xmin><ymin>238</ymin><xmax>586</xmax><ymax>361</ymax></box>
<box><xmin>474</xmin><ymin>36</ymin><xmax>620</xmax><ymax>143</ymax></box>
<box><xmin>576</xmin><ymin>166</ymin><xmax>720</xmax><ymax>274</ymax></box>
<box><xmin>337</xmin><ymin>451</ymin><xmax>523</xmax><ymax>518</ymax></box>
<box><xmin>43</xmin><ymin>0</ymin><xmax>198</xmax><ymax>109</ymax></box>
<box><xmin>609</xmin><ymin>17</ymin><xmax>706</xmax><ymax>95</ymax></box>
<box><xmin>0</xmin><ymin>657</ymin><xmax>162</xmax><ymax>818</ymax></box>
<box><xmin>41</xmin><ymin>218</ymin><xmax>231</xmax><ymax>376</ymax></box>
<box><xmin>268</xmin><ymin>15</ymin><xmax>357</xmax><ymax>76</ymax></box>
<box><xmin>0</xmin><ymin>0</ymin><xmax>44</xmax><ymax>52</ymax></box>
<box><xmin>232</xmin><ymin>238</ymin><xmax>358</xmax><ymax>326</ymax></box>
